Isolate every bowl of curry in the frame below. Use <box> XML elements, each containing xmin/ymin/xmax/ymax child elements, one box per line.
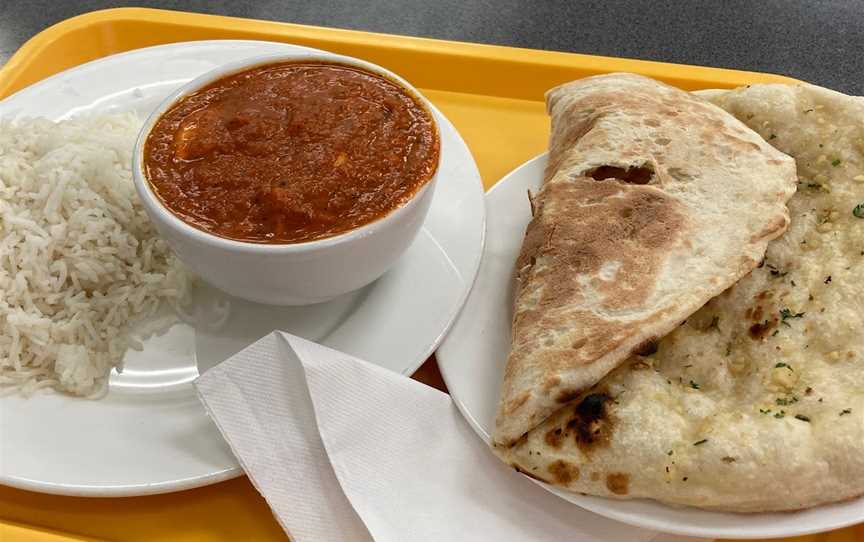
<box><xmin>133</xmin><ymin>52</ymin><xmax>441</xmax><ymax>305</ymax></box>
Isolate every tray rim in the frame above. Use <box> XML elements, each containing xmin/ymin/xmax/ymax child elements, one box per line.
<box><xmin>0</xmin><ymin>7</ymin><xmax>799</xmax><ymax>101</ymax></box>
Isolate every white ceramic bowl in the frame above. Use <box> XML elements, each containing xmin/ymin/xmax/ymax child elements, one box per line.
<box><xmin>132</xmin><ymin>52</ymin><xmax>440</xmax><ymax>305</ymax></box>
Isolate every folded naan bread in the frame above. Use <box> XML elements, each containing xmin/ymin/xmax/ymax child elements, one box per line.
<box><xmin>494</xmin><ymin>73</ymin><xmax>798</xmax><ymax>446</ymax></box>
<box><xmin>500</xmin><ymin>81</ymin><xmax>864</xmax><ymax>512</ymax></box>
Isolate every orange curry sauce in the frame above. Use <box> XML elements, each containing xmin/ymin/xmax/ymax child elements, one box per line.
<box><xmin>143</xmin><ymin>62</ymin><xmax>440</xmax><ymax>243</ymax></box>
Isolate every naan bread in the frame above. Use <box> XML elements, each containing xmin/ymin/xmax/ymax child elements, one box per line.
<box><xmin>501</xmin><ymin>82</ymin><xmax>864</xmax><ymax>512</ymax></box>
<box><xmin>495</xmin><ymin>74</ymin><xmax>798</xmax><ymax>446</ymax></box>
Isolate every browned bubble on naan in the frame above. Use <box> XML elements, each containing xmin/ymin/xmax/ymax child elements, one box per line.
<box><xmin>494</xmin><ymin>73</ymin><xmax>798</xmax><ymax>447</ymax></box>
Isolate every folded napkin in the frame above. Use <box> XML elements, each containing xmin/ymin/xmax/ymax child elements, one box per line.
<box><xmin>194</xmin><ymin>332</ymin><xmax>696</xmax><ymax>542</ymax></box>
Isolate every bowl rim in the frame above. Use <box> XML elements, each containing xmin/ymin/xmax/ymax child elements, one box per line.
<box><xmin>131</xmin><ymin>51</ymin><xmax>441</xmax><ymax>254</ymax></box>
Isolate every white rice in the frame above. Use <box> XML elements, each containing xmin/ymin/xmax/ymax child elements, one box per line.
<box><xmin>0</xmin><ymin>114</ymin><xmax>193</xmax><ymax>397</ymax></box>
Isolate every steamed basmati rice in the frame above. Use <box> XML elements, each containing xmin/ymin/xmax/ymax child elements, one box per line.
<box><xmin>0</xmin><ymin>114</ymin><xmax>193</xmax><ymax>396</ymax></box>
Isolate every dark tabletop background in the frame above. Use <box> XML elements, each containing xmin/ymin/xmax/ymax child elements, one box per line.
<box><xmin>1</xmin><ymin>0</ymin><xmax>861</xmax><ymax>94</ymax></box>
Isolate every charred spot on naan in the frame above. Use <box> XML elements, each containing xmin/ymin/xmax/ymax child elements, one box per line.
<box><xmin>749</xmin><ymin>318</ymin><xmax>778</xmax><ymax>340</ymax></box>
<box><xmin>745</xmin><ymin>305</ymin><xmax>765</xmax><ymax>322</ymax></box>
<box><xmin>542</xmin><ymin>391</ymin><xmax>615</xmax><ymax>454</ymax></box>
<box><xmin>548</xmin><ymin>460</ymin><xmax>580</xmax><ymax>485</ymax></box>
<box><xmin>606</xmin><ymin>472</ymin><xmax>630</xmax><ymax>495</ymax></box>
<box><xmin>633</xmin><ymin>337</ymin><xmax>659</xmax><ymax>356</ymax></box>
<box><xmin>576</xmin><ymin>393</ymin><xmax>617</xmax><ymax>451</ymax></box>
<box><xmin>545</xmin><ymin>426</ymin><xmax>565</xmax><ymax>448</ymax></box>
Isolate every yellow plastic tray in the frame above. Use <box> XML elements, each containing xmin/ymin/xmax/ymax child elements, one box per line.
<box><xmin>0</xmin><ymin>7</ymin><xmax>858</xmax><ymax>542</ymax></box>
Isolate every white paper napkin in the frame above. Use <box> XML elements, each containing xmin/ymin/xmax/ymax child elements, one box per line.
<box><xmin>194</xmin><ymin>331</ymin><xmax>695</xmax><ymax>542</ymax></box>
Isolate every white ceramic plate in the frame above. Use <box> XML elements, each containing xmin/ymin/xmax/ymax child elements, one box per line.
<box><xmin>0</xmin><ymin>40</ymin><xmax>485</xmax><ymax>496</ymax></box>
<box><xmin>436</xmin><ymin>154</ymin><xmax>864</xmax><ymax>540</ymax></box>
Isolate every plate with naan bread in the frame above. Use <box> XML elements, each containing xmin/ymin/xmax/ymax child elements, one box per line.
<box><xmin>437</xmin><ymin>73</ymin><xmax>864</xmax><ymax>538</ymax></box>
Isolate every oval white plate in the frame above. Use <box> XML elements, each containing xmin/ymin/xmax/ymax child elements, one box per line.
<box><xmin>436</xmin><ymin>154</ymin><xmax>864</xmax><ymax>540</ymax></box>
<box><xmin>0</xmin><ymin>40</ymin><xmax>485</xmax><ymax>497</ymax></box>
